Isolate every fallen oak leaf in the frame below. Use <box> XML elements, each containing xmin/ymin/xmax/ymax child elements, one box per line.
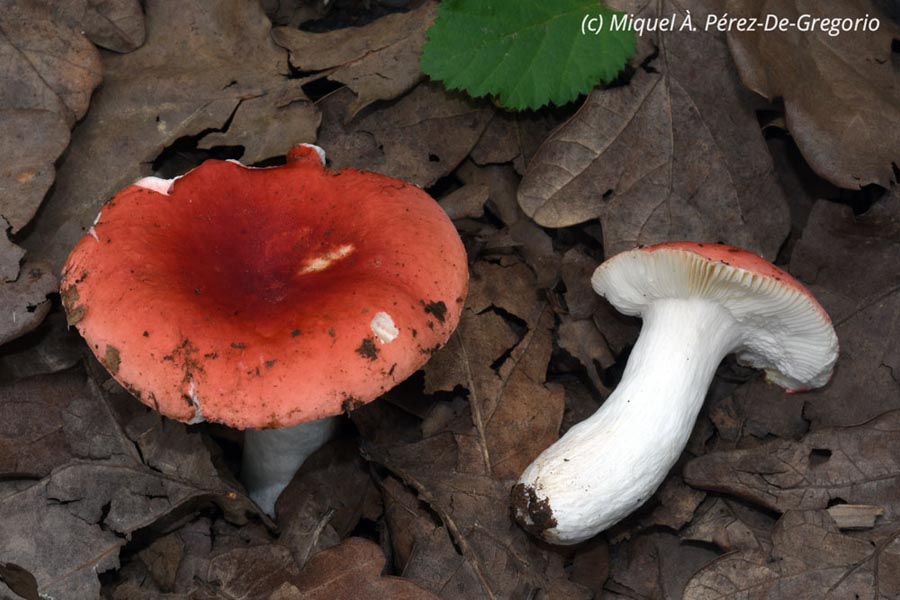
<box><xmin>0</xmin><ymin>110</ymin><xmax>70</xmax><ymax>236</ymax></box>
<box><xmin>517</xmin><ymin>0</ymin><xmax>790</xmax><ymax>260</ymax></box>
<box><xmin>792</xmin><ymin>193</ymin><xmax>900</xmax><ymax>428</ymax></box>
<box><xmin>0</xmin><ymin>0</ymin><xmax>102</xmax><ymax>126</ymax></box>
<box><xmin>681</xmin><ymin>497</ymin><xmax>775</xmax><ymax>554</ymax></box>
<box><xmin>685</xmin><ymin>410</ymin><xmax>900</xmax><ymax>522</ymax></box>
<box><xmin>0</xmin><ymin>260</ymin><xmax>56</xmax><ymax>347</ymax></box>
<box><xmin>0</xmin><ymin>366</ymin><xmax>256</xmax><ymax>599</ymax></box>
<box><xmin>363</xmin><ymin>433</ymin><xmax>591</xmax><ymax>599</ymax></box>
<box><xmin>726</xmin><ymin>0</ymin><xmax>900</xmax><ymax>188</ymax></box>
<box><xmin>424</xmin><ymin>259</ymin><xmax>565</xmax><ymax>479</ymax></box>
<box><xmin>605</xmin><ymin>531</ymin><xmax>719</xmax><ymax>599</ymax></box>
<box><xmin>290</xmin><ymin>537</ymin><xmax>441</xmax><ymax>600</ymax></box>
<box><xmin>273</xmin><ymin>1</ymin><xmax>437</xmax><ymax>118</ymax></box>
<box><xmin>683</xmin><ymin>510</ymin><xmax>900</xmax><ymax>599</ymax></box>
<box><xmin>47</xmin><ymin>0</ymin><xmax>146</xmax><ymax>53</ymax></box>
<box><xmin>315</xmin><ymin>83</ymin><xmax>492</xmax><ymax>188</ymax></box>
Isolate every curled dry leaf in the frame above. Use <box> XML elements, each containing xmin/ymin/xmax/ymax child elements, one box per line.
<box><xmin>273</xmin><ymin>1</ymin><xmax>437</xmax><ymax>118</ymax></box>
<box><xmin>23</xmin><ymin>0</ymin><xmax>320</xmax><ymax>272</ymax></box>
<box><xmin>316</xmin><ymin>83</ymin><xmax>492</xmax><ymax>188</ymax></box>
<box><xmin>684</xmin><ymin>510</ymin><xmax>900</xmax><ymax>599</ymax></box>
<box><xmin>685</xmin><ymin>410</ymin><xmax>900</xmax><ymax>522</ymax></box>
<box><xmin>726</xmin><ymin>0</ymin><xmax>900</xmax><ymax>188</ymax></box>
<box><xmin>518</xmin><ymin>0</ymin><xmax>789</xmax><ymax>260</ymax></box>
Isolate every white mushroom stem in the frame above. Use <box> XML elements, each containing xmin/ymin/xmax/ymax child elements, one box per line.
<box><xmin>242</xmin><ymin>415</ymin><xmax>340</xmax><ymax>516</ymax></box>
<box><xmin>514</xmin><ymin>298</ymin><xmax>742</xmax><ymax>544</ymax></box>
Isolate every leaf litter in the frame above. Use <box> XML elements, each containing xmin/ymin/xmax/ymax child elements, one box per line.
<box><xmin>1</xmin><ymin>0</ymin><xmax>899</xmax><ymax>598</ymax></box>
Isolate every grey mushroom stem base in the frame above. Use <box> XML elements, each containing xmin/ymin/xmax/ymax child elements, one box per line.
<box><xmin>513</xmin><ymin>299</ymin><xmax>741</xmax><ymax>544</ymax></box>
<box><xmin>241</xmin><ymin>415</ymin><xmax>341</xmax><ymax>516</ymax></box>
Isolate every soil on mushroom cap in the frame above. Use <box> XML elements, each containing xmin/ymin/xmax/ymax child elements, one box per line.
<box><xmin>422</xmin><ymin>300</ymin><xmax>448</xmax><ymax>323</ymax></box>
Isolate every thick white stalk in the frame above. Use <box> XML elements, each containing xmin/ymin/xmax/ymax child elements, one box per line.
<box><xmin>514</xmin><ymin>299</ymin><xmax>742</xmax><ymax>544</ymax></box>
<box><xmin>242</xmin><ymin>416</ymin><xmax>340</xmax><ymax>516</ymax></box>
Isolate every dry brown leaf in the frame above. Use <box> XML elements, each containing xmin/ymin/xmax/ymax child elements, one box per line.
<box><xmin>569</xmin><ymin>540</ymin><xmax>610</xmax><ymax>595</ymax></box>
<box><xmin>291</xmin><ymin>537</ymin><xmax>441</xmax><ymax>600</ymax></box>
<box><xmin>316</xmin><ymin>83</ymin><xmax>492</xmax><ymax>188</ymax></box>
<box><xmin>517</xmin><ymin>1</ymin><xmax>790</xmax><ymax>260</ymax></box>
<box><xmin>638</xmin><ymin>474</ymin><xmax>706</xmax><ymax>531</ymax></box>
<box><xmin>0</xmin><ymin>260</ymin><xmax>56</xmax><ymax>346</ymax></box>
<box><xmin>23</xmin><ymin>0</ymin><xmax>320</xmax><ymax>271</ymax></box>
<box><xmin>727</xmin><ymin>0</ymin><xmax>900</xmax><ymax>188</ymax></box>
<box><xmin>0</xmin><ymin>1</ymin><xmax>102</xmax><ymax>126</ymax></box>
<box><xmin>438</xmin><ymin>183</ymin><xmax>489</xmax><ymax>220</ymax></box>
<box><xmin>424</xmin><ymin>260</ymin><xmax>565</xmax><ymax>479</ymax></box>
<box><xmin>273</xmin><ymin>2</ymin><xmax>436</xmax><ymax>118</ymax></box>
<box><xmin>557</xmin><ymin>317</ymin><xmax>612</xmax><ymax>393</ymax></box>
<box><xmin>559</xmin><ymin>247</ymin><xmax>601</xmax><ymax>320</ymax></box>
<box><xmin>605</xmin><ymin>531</ymin><xmax>719</xmax><ymax>599</ymax></box>
<box><xmin>685</xmin><ymin>410</ymin><xmax>900</xmax><ymax>522</ymax></box>
<box><xmin>47</xmin><ymin>0</ymin><xmax>146</xmax><ymax>53</ymax></box>
<box><xmin>684</xmin><ymin>510</ymin><xmax>900</xmax><ymax>599</ymax></box>
<box><xmin>456</xmin><ymin>161</ymin><xmax>521</xmax><ymax>226</ymax></box>
<box><xmin>0</xmin><ymin>233</ymin><xmax>24</xmax><ymax>283</ymax></box>
<box><xmin>0</xmin><ymin>369</ymin><xmax>92</xmax><ymax>478</ymax></box>
<box><xmin>364</xmin><ymin>434</ymin><xmax>591</xmax><ymax>599</ymax></box>
<box><xmin>106</xmin><ymin>516</ymin><xmax>294</xmax><ymax>598</ymax></box>
<box><xmin>0</xmin><ymin>109</ymin><xmax>70</xmax><ymax>236</ymax></box>
<box><xmin>275</xmin><ymin>435</ymin><xmax>380</xmax><ymax>567</ymax></box>
<box><xmin>0</xmin><ymin>313</ymin><xmax>83</xmax><ymax>380</ymax></box>
<box><xmin>703</xmin><ymin>191</ymin><xmax>900</xmax><ymax>439</ymax></box>
<box><xmin>774</xmin><ymin>194</ymin><xmax>899</xmax><ymax>429</ymax></box>
<box><xmin>682</xmin><ymin>497</ymin><xmax>775</xmax><ymax>553</ymax></box>
<box><xmin>469</xmin><ymin>110</ymin><xmax>566</xmax><ymax>173</ymax></box>
<box><xmin>0</xmin><ymin>367</ymin><xmax>255</xmax><ymax>599</ymax></box>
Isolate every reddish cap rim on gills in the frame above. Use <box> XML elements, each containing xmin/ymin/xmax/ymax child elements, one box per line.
<box><xmin>61</xmin><ymin>144</ymin><xmax>469</xmax><ymax>429</ymax></box>
<box><xmin>645</xmin><ymin>241</ymin><xmax>830</xmax><ymax>318</ymax></box>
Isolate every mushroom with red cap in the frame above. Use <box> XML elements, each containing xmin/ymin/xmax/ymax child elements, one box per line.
<box><xmin>61</xmin><ymin>144</ymin><xmax>468</xmax><ymax>515</ymax></box>
<box><xmin>511</xmin><ymin>241</ymin><xmax>838</xmax><ymax>544</ymax></box>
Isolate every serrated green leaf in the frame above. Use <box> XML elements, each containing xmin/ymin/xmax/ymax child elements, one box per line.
<box><xmin>420</xmin><ymin>0</ymin><xmax>635</xmax><ymax>111</ymax></box>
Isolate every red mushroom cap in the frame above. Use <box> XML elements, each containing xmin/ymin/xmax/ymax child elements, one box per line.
<box><xmin>61</xmin><ymin>145</ymin><xmax>468</xmax><ymax>429</ymax></box>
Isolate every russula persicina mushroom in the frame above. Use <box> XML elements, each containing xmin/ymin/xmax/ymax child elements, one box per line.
<box><xmin>512</xmin><ymin>241</ymin><xmax>838</xmax><ymax>544</ymax></box>
<box><xmin>61</xmin><ymin>144</ymin><xmax>468</xmax><ymax>515</ymax></box>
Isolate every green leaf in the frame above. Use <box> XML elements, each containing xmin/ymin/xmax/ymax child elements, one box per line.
<box><xmin>420</xmin><ymin>0</ymin><xmax>635</xmax><ymax>111</ymax></box>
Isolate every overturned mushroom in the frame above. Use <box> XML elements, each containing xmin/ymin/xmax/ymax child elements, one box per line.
<box><xmin>61</xmin><ymin>144</ymin><xmax>468</xmax><ymax>515</ymax></box>
<box><xmin>512</xmin><ymin>242</ymin><xmax>838</xmax><ymax>544</ymax></box>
